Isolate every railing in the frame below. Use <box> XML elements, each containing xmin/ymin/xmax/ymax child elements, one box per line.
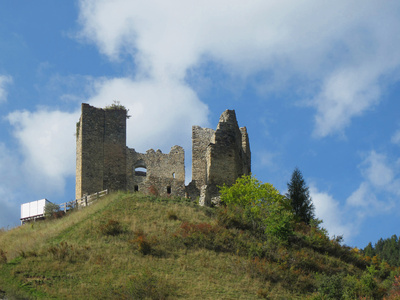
<box><xmin>59</xmin><ymin>189</ymin><xmax>109</xmax><ymax>213</ymax></box>
<box><xmin>20</xmin><ymin>190</ymin><xmax>109</xmax><ymax>225</ymax></box>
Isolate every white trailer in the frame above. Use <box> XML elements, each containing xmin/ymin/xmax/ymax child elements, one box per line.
<box><xmin>20</xmin><ymin>199</ymin><xmax>51</xmax><ymax>224</ymax></box>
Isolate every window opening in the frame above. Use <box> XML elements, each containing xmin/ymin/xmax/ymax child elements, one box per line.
<box><xmin>134</xmin><ymin>185</ymin><xmax>139</xmax><ymax>192</ymax></box>
<box><xmin>167</xmin><ymin>186</ymin><xmax>171</xmax><ymax>194</ymax></box>
<box><xmin>135</xmin><ymin>167</ymin><xmax>147</xmax><ymax>177</ymax></box>
<box><xmin>172</xmin><ymin>172</ymin><xmax>175</xmax><ymax>178</ymax></box>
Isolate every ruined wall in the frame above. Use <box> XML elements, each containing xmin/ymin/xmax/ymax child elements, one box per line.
<box><xmin>188</xmin><ymin>110</ymin><xmax>251</xmax><ymax>205</ymax></box>
<box><xmin>126</xmin><ymin>146</ymin><xmax>185</xmax><ymax>197</ymax></box>
<box><xmin>186</xmin><ymin>126</ymin><xmax>216</xmax><ymax>198</ymax></box>
<box><xmin>76</xmin><ymin>104</ymin><xmax>250</xmax><ymax>205</ymax></box>
<box><xmin>75</xmin><ymin>103</ymin><xmax>126</xmax><ymax>199</ymax></box>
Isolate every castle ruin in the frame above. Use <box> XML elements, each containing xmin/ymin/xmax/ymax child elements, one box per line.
<box><xmin>76</xmin><ymin>103</ymin><xmax>251</xmax><ymax>205</ymax></box>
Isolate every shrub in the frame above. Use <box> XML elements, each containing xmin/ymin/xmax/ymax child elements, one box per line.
<box><xmin>47</xmin><ymin>242</ymin><xmax>87</xmax><ymax>262</ymax></box>
<box><xmin>44</xmin><ymin>202</ymin><xmax>63</xmax><ymax>219</ymax></box>
<box><xmin>131</xmin><ymin>231</ymin><xmax>153</xmax><ymax>255</ymax></box>
<box><xmin>124</xmin><ymin>270</ymin><xmax>176</xmax><ymax>299</ymax></box>
<box><xmin>99</xmin><ymin>219</ymin><xmax>124</xmax><ymax>236</ymax></box>
<box><xmin>0</xmin><ymin>249</ymin><xmax>6</xmax><ymax>264</ymax></box>
<box><xmin>385</xmin><ymin>275</ymin><xmax>400</xmax><ymax>299</ymax></box>
<box><xmin>317</xmin><ymin>273</ymin><xmax>344</xmax><ymax>299</ymax></box>
<box><xmin>167</xmin><ymin>210</ymin><xmax>178</xmax><ymax>221</ymax></box>
<box><xmin>219</xmin><ymin>175</ymin><xmax>295</xmax><ymax>241</ymax></box>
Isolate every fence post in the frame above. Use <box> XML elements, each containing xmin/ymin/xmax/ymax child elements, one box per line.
<box><xmin>85</xmin><ymin>195</ymin><xmax>88</xmax><ymax>207</ymax></box>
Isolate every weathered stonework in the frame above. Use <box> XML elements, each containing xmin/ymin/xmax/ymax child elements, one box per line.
<box><xmin>126</xmin><ymin>146</ymin><xmax>185</xmax><ymax>197</ymax></box>
<box><xmin>76</xmin><ymin>103</ymin><xmax>126</xmax><ymax>199</ymax></box>
<box><xmin>76</xmin><ymin>104</ymin><xmax>251</xmax><ymax>206</ymax></box>
<box><xmin>188</xmin><ymin>110</ymin><xmax>251</xmax><ymax>205</ymax></box>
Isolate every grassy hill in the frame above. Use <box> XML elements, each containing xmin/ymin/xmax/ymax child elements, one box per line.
<box><xmin>0</xmin><ymin>192</ymin><xmax>399</xmax><ymax>299</ymax></box>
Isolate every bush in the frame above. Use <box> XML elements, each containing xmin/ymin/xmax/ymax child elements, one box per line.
<box><xmin>219</xmin><ymin>175</ymin><xmax>295</xmax><ymax>241</ymax></box>
<box><xmin>124</xmin><ymin>270</ymin><xmax>176</xmax><ymax>299</ymax></box>
<box><xmin>0</xmin><ymin>249</ymin><xmax>6</xmax><ymax>264</ymax></box>
<box><xmin>131</xmin><ymin>230</ymin><xmax>153</xmax><ymax>255</ymax></box>
<box><xmin>167</xmin><ymin>210</ymin><xmax>178</xmax><ymax>221</ymax></box>
<box><xmin>47</xmin><ymin>242</ymin><xmax>88</xmax><ymax>262</ymax></box>
<box><xmin>44</xmin><ymin>202</ymin><xmax>63</xmax><ymax>219</ymax></box>
<box><xmin>99</xmin><ymin>219</ymin><xmax>124</xmax><ymax>236</ymax></box>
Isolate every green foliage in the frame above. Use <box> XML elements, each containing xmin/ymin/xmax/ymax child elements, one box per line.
<box><xmin>0</xmin><ymin>191</ymin><xmax>398</xmax><ymax>299</ymax></box>
<box><xmin>123</xmin><ymin>270</ymin><xmax>176</xmax><ymax>299</ymax></box>
<box><xmin>104</xmin><ymin>100</ymin><xmax>131</xmax><ymax>118</ymax></box>
<box><xmin>286</xmin><ymin>167</ymin><xmax>315</xmax><ymax>224</ymax></box>
<box><xmin>167</xmin><ymin>210</ymin><xmax>178</xmax><ymax>220</ymax></box>
<box><xmin>0</xmin><ymin>249</ymin><xmax>6</xmax><ymax>264</ymax></box>
<box><xmin>44</xmin><ymin>202</ymin><xmax>62</xmax><ymax>219</ymax></box>
<box><xmin>99</xmin><ymin>219</ymin><xmax>124</xmax><ymax>236</ymax></box>
<box><xmin>219</xmin><ymin>174</ymin><xmax>295</xmax><ymax>241</ymax></box>
<box><xmin>130</xmin><ymin>230</ymin><xmax>154</xmax><ymax>255</ymax></box>
<box><xmin>363</xmin><ymin>235</ymin><xmax>400</xmax><ymax>267</ymax></box>
<box><xmin>47</xmin><ymin>242</ymin><xmax>88</xmax><ymax>263</ymax></box>
<box><xmin>220</xmin><ymin>174</ymin><xmax>282</xmax><ymax>207</ymax></box>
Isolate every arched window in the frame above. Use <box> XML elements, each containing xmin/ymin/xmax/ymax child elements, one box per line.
<box><xmin>172</xmin><ymin>172</ymin><xmax>175</xmax><ymax>179</ymax></box>
<box><xmin>133</xmin><ymin>160</ymin><xmax>147</xmax><ymax>177</ymax></box>
<box><xmin>135</xmin><ymin>167</ymin><xmax>147</xmax><ymax>177</ymax></box>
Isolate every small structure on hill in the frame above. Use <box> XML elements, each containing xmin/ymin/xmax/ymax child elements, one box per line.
<box><xmin>20</xmin><ymin>199</ymin><xmax>51</xmax><ymax>224</ymax></box>
<box><xmin>75</xmin><ymin>103</ymin><xmax>251</xmax><ymax>205</ymax></box>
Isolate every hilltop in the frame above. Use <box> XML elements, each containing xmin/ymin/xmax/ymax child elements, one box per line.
<box><xmin>0</xmin><ymin>192</ymin><xmax>399</xmax><ymax>299</ymax></box>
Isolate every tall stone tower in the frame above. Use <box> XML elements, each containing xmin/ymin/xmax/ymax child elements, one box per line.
<box><xmin>188</xmin><ymin>109</ymin><xmax>251</xmax><ymax>205</ymax></box>
<box><xmin>75</xmin><ymin>103</ymin><xmax>127</xmax><ymax>199</ymax></box>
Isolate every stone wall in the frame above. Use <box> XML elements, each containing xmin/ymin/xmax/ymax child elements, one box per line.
<box><xmin>188</xmin><ymin>110</ymin><xmax>251</xmax><ymax>205</ymax></box>
<box><xmin>126</xmin><ymin>146</ymin><xmax>185</xmax><ymax>197</ymax></box>
<box><xmin>187</xmin><ymin>126</ymin><xmax>216</xmax><ymax>198</ymax></box>
<box><xmin>76</xmin><ymin>104</ymin><xmax>250</xmax><ymax>205</ymax></box>
<box><xmin>76</xmin><ymin>103</ymin><xmax>127</xmax><ymax>199</ymax></box>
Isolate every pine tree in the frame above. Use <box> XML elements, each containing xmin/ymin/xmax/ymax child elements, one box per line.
<box><xmin>286</xmin><ymin>167</ymin><xmax>315</xmax><ymax>224</ymax></box>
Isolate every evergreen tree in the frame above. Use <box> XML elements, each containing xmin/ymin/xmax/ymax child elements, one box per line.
<box><xmin>286</xmin><ymin>167</ymin><xmax>315</xmax><ymax>224</ymax></box>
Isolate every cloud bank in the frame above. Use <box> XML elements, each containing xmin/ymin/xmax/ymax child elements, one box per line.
<box><xmin>312</xmin><ymin>150</ymin><xmax>400</xmax><ymax>243</ymax></box>
<box><xmin>78</xmin><ymin>0</ymin><xmax>400</xmax><ymax>137</ymax></box>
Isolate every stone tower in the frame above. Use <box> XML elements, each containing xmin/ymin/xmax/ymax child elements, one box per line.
<box><xmin>75</xmin><ymin>103</ymin><xmax>127</xmax><ymax>199</ymax></box>
<box><xmin>187</xmin><ymin>109</ymin><xmax>251</xmax><ymax>205</ymax></box>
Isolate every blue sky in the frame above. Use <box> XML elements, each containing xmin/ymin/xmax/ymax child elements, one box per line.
<box><xmin>1</xmin><ymin>1</ymin><xmax>400</xmax><ymax>249</ymax></box>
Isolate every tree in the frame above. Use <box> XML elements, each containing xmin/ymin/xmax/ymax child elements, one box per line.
<box><xmin>286</xmin><ymin>167</ymin><xmax>315</xmax><ymax>225</ymax></box>
<box><xmin>219</xmin><ymin>174</ymin><xmax>295</xmax><ymax>240</ymax></box>
<box><xmin>44</xmin><ymin>202</ymin><xmax>62</xmax><ymax>219</ymax></box>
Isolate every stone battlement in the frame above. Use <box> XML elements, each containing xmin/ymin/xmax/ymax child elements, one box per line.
<box><xmin>76</xmin><ymin>103</ymin><xmax>251</xmax><ymax>205</ymax></box>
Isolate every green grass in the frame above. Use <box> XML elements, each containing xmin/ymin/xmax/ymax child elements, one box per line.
<box><xmin>0</xmin><ymin>191</ymin><xmax>398</xmax><ymax>299</ymax></box>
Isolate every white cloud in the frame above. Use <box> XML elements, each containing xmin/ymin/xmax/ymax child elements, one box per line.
<box><xmin>310</xmin><ymin>186</ymin><xmax>354</xmax><ymax>240</ymax></box>
<box><xmin>88</xmin><ymin>77</ymin><xmax>209</xmax><ymax>152</ymax></box>
<box><xmin>392</xmin><ymin>130</ymin><xmax>400</xmax><ymax>145</ymax></box>
<box><xmin>361</xmin><ymin>151</ymin><xmax>395</xmax><ymax>189</ymax></box>
<box><xmin>7</xmin><ymin>109</ymin><xmax>78</xmax><ymax>193</ymax></box>
<box><xmin>346</xmin><ymin>150</ymin><xmax>399</xmax><ymax>218</ymax></box>
<box><xmin>5</xmin><ymin>76</ymin><xmax>209</xmax><ymax>195</ymax></box>
<box><xmin>78</xmin><ymin>0</ymin><xmax>400</xmax><ymax>137</ymax></box>
<box><xmin>0</xmin><ymin>75</ymin><xmax>12</xmax><ymax>103</ymax></box>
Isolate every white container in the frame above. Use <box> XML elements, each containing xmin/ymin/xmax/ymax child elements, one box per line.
<box><xmin>20</xmin><ymin>199</ymin><xmax>51</xmax><ymax>220</ymax></box>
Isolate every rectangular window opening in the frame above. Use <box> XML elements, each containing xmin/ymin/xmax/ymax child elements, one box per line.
<box><xmin>167</xmin><ymin>186</ymin><xmax>171</xmax><ymax>194</ymax></box>
<box><xmin>134</xmin><ymin>185</ymin><xmax>139</xmax><ymax>192</ymax></box>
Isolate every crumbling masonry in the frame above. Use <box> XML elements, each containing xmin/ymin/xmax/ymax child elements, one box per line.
<box><xmin>76</xmin><ymin>103</ymin><xmax>251</xmax><ymax>206</ymax></box>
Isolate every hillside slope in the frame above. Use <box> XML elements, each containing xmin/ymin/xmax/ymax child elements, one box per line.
<box><xmin>0</xmin><ymin>192</ymin><xmax>399</xmax><ymax>299</ymax></box>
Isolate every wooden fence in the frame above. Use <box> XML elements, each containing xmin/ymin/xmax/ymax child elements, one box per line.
<box><xmin>59</xmin><ymin>189</ymin><xmax>109</xmax><ymax>213</ymax></box>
